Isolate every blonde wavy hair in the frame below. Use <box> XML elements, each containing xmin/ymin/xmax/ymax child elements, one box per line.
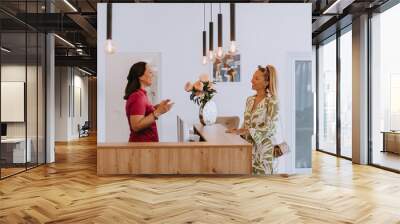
<box><xmin>257</xmin><ymin>64</ymin><xmax>277</xmax><ymax>96</ymax></box>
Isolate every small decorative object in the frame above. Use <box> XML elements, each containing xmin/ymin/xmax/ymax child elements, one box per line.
<box><xmin>185</xmin><ymin>74</ymin><xmax>217</xmax><ymax>125</ymax></box>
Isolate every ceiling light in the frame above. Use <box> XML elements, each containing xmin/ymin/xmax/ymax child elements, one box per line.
<box><xmin>1</xmin><ymin>47</ymin><xmax>11</xmax><ymax>53</ymax></box>
<box><xmin>322</xmin><ymin>0</ymin><xmax>353</xmax><ymax>15</ymax></box>
<box><xmin>54</xmin><ymin>34</ymin><xmax>75</xmax><ymax>48</ymax></box>
<box><xmin>202</xmin><ymin>3</ymin><xmax>207</xmax><ymax>65</ymax></box>
<box><xmin>63</xmin><ymin>0</ymin><xmax>78</xmax><ymax>12</ymax></box>
<box><xmin>216</xmin><ymin>3</ymin><xmax>224</xmax><ymax>59</ymax></box>
<box><xmin>105</xmin><ymin>3</ymin><xmax>115</xmax><ymax>54</ymax></box>
<box><xmin>229</xmin><ymin>3</ymin><xmax>237</xmax><ymax>54</ymax></box>
<box><xmin>209</xmin><ymin>3</ymin><xmax>214</xmax><ymax>61</ymax></box>
<box><xmin>78</xmin><ymin>67</ymin><xmax>93</xmax><ymax>76</ymax></box>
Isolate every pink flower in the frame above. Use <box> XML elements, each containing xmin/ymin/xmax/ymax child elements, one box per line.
<box><xmin>193</xmin><ymin>80</ymin><xmax>204</xmax><ymax>91</ymax></box>
<box><xmin>199</xmin><ymin>73</ymin><xmax>210</xmax><ymax>82</ymax></box>
<box><xmin>184</xmin><ymin>82</ymin><xmax>193</xmax><ymax>92</ymax></box>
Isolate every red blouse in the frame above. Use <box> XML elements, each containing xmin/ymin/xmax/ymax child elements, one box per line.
<box><xmin>125</xmin><ymin>88</ymin><xmax>159</xmax><ymax>142</ymax></box>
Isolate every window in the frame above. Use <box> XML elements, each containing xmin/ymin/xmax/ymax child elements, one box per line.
<box><xmin>317</xmin><ymin>36</ymin><xmax>337</xmax><ymax>155</ymax></box>
<box><xmin>340</xmin><ymin>29</ymin><xmax>352</xmax><ymax>158</ymax></box>
<box><xmin>370</xmin><ymin>3</ymin><xmax>400</xmax><ymax>171</ymax></box>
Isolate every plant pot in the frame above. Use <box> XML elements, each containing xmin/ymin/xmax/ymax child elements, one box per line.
<box><xmin>199</xmin><ymin>106</ymin><xmax>206</xmax><ymax>126</ymax></box>
<box><xmin>199</xmin><ymin>100</ymin><xmax>217</xmax><ymax>126</ymax></box>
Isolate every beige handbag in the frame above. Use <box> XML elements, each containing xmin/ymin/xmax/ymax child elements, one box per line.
<box><xmin>273</xmin><ymin>142</ymin><xmax>289</xmax><ymax>158</ymax></box>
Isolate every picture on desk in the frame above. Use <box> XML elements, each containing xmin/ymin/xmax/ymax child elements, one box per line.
<box><xmin>213</xmin><ymin>54</ymin><xmax>241</xmax><ymax>82</ymax></box>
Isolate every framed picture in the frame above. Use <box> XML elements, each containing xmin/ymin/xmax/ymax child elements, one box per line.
<box><xmin>213</xmin><ymin>54</ymin><xmax>241</xmax><ymax>82</ymax></box>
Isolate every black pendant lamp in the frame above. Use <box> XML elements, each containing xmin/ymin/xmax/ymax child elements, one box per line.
<box><xmin>229</xmin><ymin>3</ymin><xmax>237</xmax><ymax>54</ymax></box>
<box><xmin>216</xmin><ymin>3</ymin><xmax>224</xmax><ymax>59</ymax></box>
<box><xmin>105</xmin><ymin>2</ymin><xmax>115</xmax><ymax>54</ymax></box>
<box><xmin>209</xmin><ymin>3</ymin><xmax>214</xmax><ymax>60</ymax></box>
<box><xmin>202</xmin><ymin>3</ymin><xmax>207</xmax><ymax>64</ymax></box>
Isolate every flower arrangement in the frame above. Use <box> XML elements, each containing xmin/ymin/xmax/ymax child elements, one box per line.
<box><xmin>184</xmin><ymin>74</ymin><xmax>217</xmax><ymax>108</ymax></box>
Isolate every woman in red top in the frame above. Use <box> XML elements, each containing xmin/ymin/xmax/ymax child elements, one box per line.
<box><xmin>124</xmin><ymin>62</ymin><xmax>173</xmax><ymax>142</ymax></box>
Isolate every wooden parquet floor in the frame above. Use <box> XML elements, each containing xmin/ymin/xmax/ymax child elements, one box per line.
<box><xmin>1</xmin><ymin>136</ymin><xmax>400</xmax><ymax>224</ymax></box>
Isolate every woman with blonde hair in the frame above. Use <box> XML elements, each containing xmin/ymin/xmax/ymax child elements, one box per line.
<box><xmin>227</xmin><ymin>64</ymin><xmax>279</xmax><ymax>175</ymax></box>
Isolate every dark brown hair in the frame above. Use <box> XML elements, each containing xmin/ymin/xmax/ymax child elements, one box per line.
<box><xmin>124</xmin><ymin>61</ymin><xmax>147</xmax><ymax>100</ymax></box>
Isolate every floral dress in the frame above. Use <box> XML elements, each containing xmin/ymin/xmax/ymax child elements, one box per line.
<box><xmin>242</xmin><ymin>94</ymin><xmax>279</xmax><ymax>175</ymax></box>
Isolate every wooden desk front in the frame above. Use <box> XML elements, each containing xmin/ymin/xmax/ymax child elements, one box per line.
<box><xmin>97</xmin><ymin>124</ymin><xmax>252</xmax><ymax>175</ymax></box>
<box><xmin>382</xmin><ymin>131</ymin><xmax>400</xmax><ymax>154</ymax></box>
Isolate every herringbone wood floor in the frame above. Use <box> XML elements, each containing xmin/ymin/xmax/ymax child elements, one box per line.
<box><xmin>1</xmin><ymin>136</ymin><xmax>400</xmax><ymax>224</ymax></box>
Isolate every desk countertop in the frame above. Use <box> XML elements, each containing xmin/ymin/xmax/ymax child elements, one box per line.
<box><xmin>194</xmin><ymin>124</ymin><xmax>250</xmax><ymax>145</ymax></box>
<box><xmin>381</xmin><ymin>131</ymin><xmax>400</xmax><ymax>134</ymax></box>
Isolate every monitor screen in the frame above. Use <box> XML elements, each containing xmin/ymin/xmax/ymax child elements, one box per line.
<box><xmin>1</xmin><ymin>123</ymin><xmax>7</xmax><ymax>137</ymax></box>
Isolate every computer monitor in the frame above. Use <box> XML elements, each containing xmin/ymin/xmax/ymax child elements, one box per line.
<box><xmin>177</xmin><ymin>116</ymin><xmax>184</xmax><ymax>142</ymax></box>
<box><xmin>1</xmin><ymin>123</ymin><xmax>7</xmax><ymax>137</ymax></box>
<box><xmin>176</xmin><ymin>116</ymin><xmax>189</xmax><ymax>142</ymax></box>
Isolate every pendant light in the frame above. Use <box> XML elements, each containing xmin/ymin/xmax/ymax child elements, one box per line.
<box><xmin>105</xmin><ymin>2</ymin><xmax>115</xmax><ymax>54</ymax></box>
<box><xmin>202</xmin><ymin>3</ymin><xmax>207</xmax><ymax>65</ymax></box>
<box><xmin>216</xmin><ymin>3</ymin><xmax>224</xmax><ymax>59</ymax></box>
<box><xmin>208</xmin><ymin>3</ymin><xmax>214</xmax><ymax>61</ymax></box>
<box><xmin>229</xmin><ymin>3</ymin><xmax>237</xmax><ymax>54</ymax></box>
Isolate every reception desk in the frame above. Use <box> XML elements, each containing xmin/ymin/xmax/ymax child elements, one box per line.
<box><xmin>97</xmin><ymin>124</ymin><xmax>252</xmax><ymax>175</ymax></box>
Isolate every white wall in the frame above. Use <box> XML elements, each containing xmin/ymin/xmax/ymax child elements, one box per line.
<box><xmin>55</xmin><ymin>67</ymin><xmax>89</xmax><ymax>141</ymax></box>
<box><xmin>97</xmin><ymin>3</ymin><xmax>312</xmax><ymax>173</ymax></box>
<box><xmin>1</xmin><ymin>65</ymin><xmax>40</xmax><ymax>137</ymax></box>
<box><xmin>1</xmin><ymin>64</ymin><xmax>47</xmax><ymax>163</ymax></box>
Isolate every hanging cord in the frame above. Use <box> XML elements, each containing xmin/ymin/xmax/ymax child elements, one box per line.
<box><xmin>210</xmin><ymin>3</ymin><xmax>212</xmax><ymax>21</ymax></box>
<box><xmin>203</xmin><ymin>3</ymin><xmax>205</xmax><ymax>31</ymax></box>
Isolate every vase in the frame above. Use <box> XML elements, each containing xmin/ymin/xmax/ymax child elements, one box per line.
<box><xmin>199</xmin><ymin>106</ymin><xmax>206</xmax><ymax>126</ymax></box>
<box><xmin>199</xmin><ymin>100</ymin><xmax>218</xmax><ymax>126</ymax></box>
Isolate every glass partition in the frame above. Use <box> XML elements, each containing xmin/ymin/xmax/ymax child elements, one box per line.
<box><xmin>370</xmin><ymin>4</ymin><xmax>400</xmax><ymax>171</ymax></box>
<box><xmin>0</xmin><ymin>1</ymin><xmax>46</xmax><ymax>179</ymax></box>
<box><xmin>295</xmin><ymin>60</ymin><xmax>313</xmax><ymax>170</ymax></box>
<box><xmin>1</xmin><ymin>31</ymin><xmax>28</xmax><ymax>177</ymax></box>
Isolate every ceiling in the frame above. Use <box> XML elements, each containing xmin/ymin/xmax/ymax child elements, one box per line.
<box><xmin>0</xmin><ymin>0</ymin><xmax>393</xmax><ymax>75</ymax></box>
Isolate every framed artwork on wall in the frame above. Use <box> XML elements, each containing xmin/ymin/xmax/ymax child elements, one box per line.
<box><xmin>212</xmin><ymin>54</ymin><xmax>241</xmax><ymax>82</ymax></box>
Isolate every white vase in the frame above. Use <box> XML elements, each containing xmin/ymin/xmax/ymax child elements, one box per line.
<box><xmin>199</xmin><ymin>100</ymin><xmax>218</xmax><ymax>126</ymax></box>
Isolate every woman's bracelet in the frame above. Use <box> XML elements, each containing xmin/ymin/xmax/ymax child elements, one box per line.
<box><xmin>152</xmin><ymin>111</ymin><xmax>159</xmax><ymax>120</ymax></box>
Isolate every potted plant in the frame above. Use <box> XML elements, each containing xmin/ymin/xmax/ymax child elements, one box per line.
<box><xmin>184</xmin><ymin>74</ymin><xmax>217</xmax><ymax>125</ymax></box>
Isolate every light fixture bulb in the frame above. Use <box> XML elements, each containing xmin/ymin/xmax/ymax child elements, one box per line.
<box><xmin>105</xmin><ymin>39</ymin><xmax>115</xmax><ymax>54</ymax></box>
<box><xmin>229</xmin><ymin>41</ymin><xmax>236</xmax><ymax>54</ymax></box>
<box><xmin>209</xmin><ymin>50</ymin><xmax>214</xmax><ymax>60</ymax></box>
<box><xmin>217</xmin><ymin>47</ymin><xmax>224</xmax><ymax>58</ymax></box>
<box><xmin>202</xmin><ymin>56</ymin><xmax>208</xmax><ymax>65</ymax></box>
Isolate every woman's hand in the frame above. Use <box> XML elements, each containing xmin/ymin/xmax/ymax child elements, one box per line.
<box><xmin>154</xmin><ymin>99</ymin><xmax>174</xmax><ymax>117</ymax></box>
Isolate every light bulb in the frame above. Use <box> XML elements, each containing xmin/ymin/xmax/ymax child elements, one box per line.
<box><xmin>229</xmin><ymin>41</ymin><xmax>236</xmax><ymax>54</ymax></box>
<box><xmin>105</xmin><ymin>39</ymin><xmax>115</xmax><ymax>54</ymax></box>
<box><xmin>209</xmin><ymin>50</ymin><xmax>214</xmax><ymax>60</ymax></box>
<box><xmin>217</xmin><ymin>47</ymin><xmax>224</xmax><ymax>59</ymax></box>
<box><xmin>202</xmin><ymin>56</ymin><xmax>208</xmax><ymax>65</ymax></box>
